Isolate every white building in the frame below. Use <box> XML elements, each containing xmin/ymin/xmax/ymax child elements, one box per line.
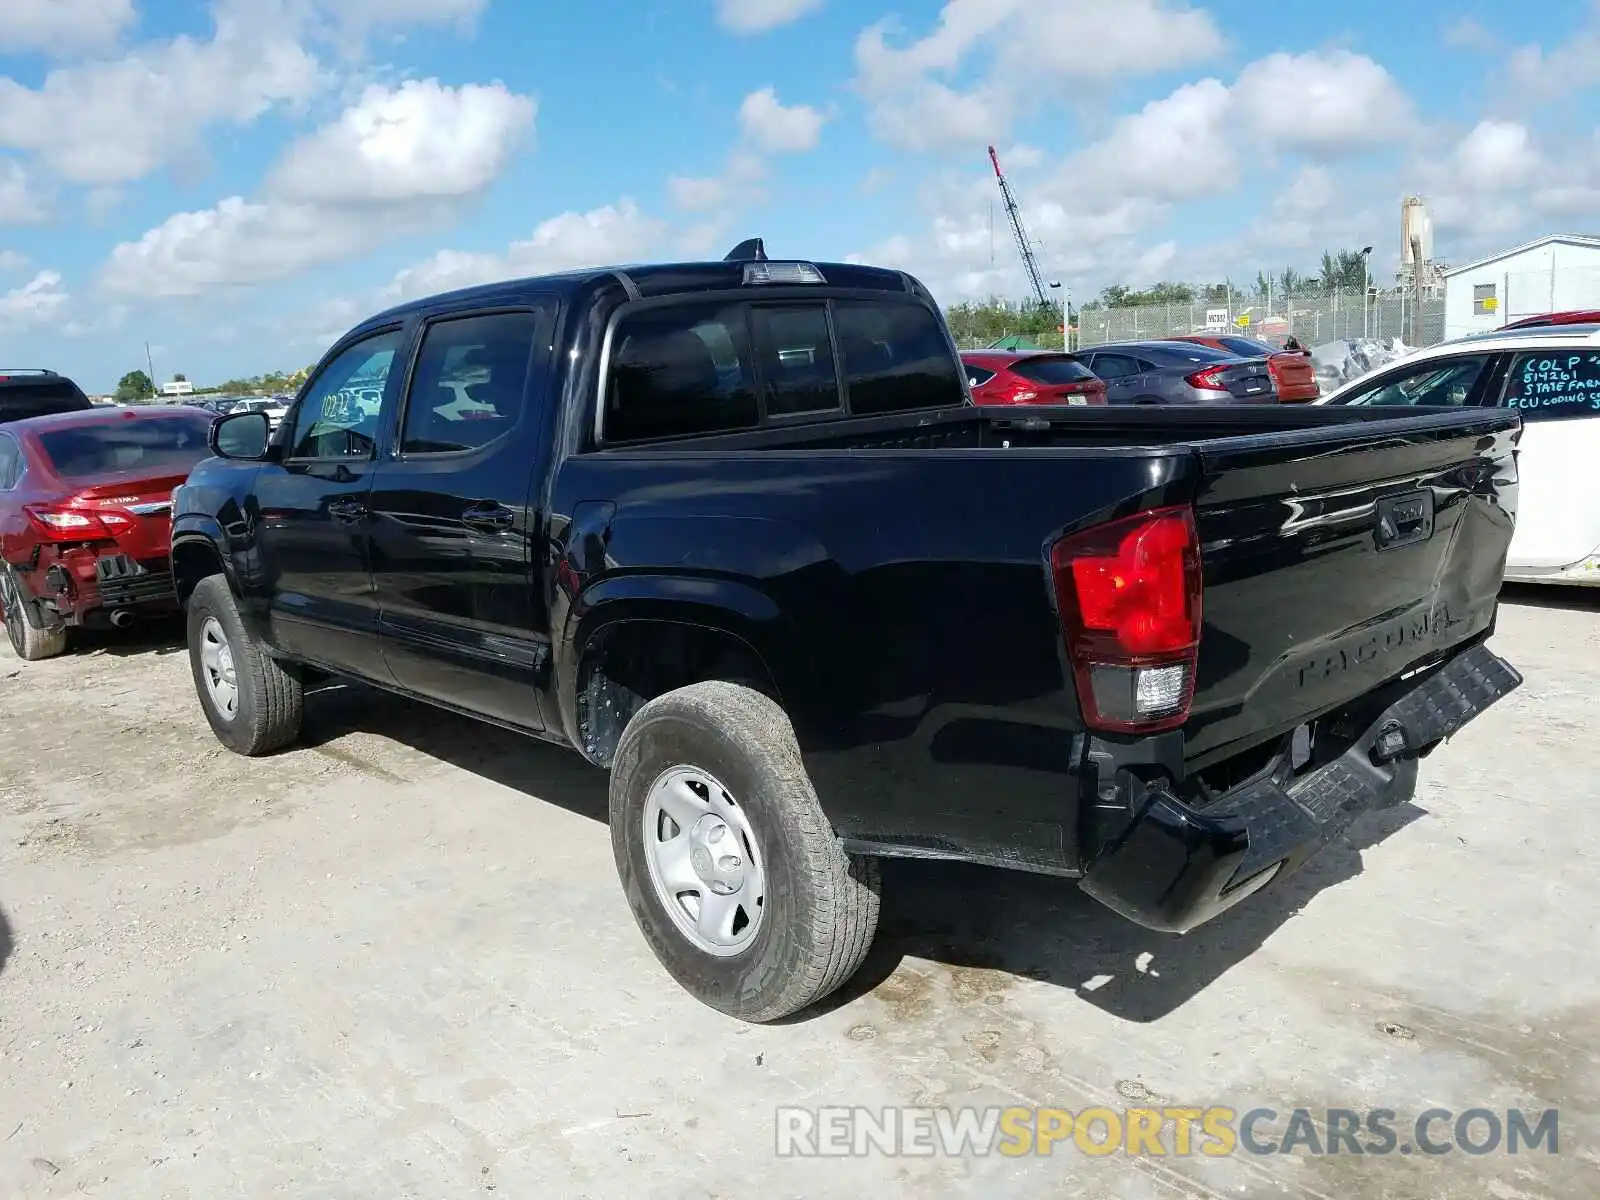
<box><xmin>1442</xmin><ymin>233</ymin><xmax>1600</xmax><ymax>339</ymax></box>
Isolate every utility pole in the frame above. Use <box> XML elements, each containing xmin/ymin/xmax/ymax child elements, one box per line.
<box><xmin>1409</xmin><ymin>236</ymin><xmax>1423</xmax><ymax>346</ymax></box>
<box><xmin>144</xmin><ymin>341</ymin><xmax>156</xmax><ymax>402</ymax></box>
<box><xmin>1359</xmin><ymin>245</ymin><xmax>1374</xmax><ymax>339</ymax></box>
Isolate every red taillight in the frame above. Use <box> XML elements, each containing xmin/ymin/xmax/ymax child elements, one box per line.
<box><xmin>23</xmin><ymin>503</ymin><xmax>125</xmax><ymax>542</ymax></box>
<box><xmin>1185</xmin><ymin>365</ymin><xmax>1229</xmax><ymax>391</ymax></box>
<box><xmin>1049</xmin><ymin>505</ymin><xmax>1203</xmax><ymax>734</ymax></box>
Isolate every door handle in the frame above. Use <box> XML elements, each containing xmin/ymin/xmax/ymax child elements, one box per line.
<box><xmin>328</xmin><ymin>497</ymin><xmax>367</xmax><ymax>524</ymax></box>
<box><xmin>461</xmin><ymin>502</ymin><xmax>515</xmax><ymax>532</ymax></box>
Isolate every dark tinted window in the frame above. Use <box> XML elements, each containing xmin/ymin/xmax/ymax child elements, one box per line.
<box><xmin>834</xmin><ymin>300</ymin><xmax>964</xmax><ymax>415</ymax></box>
<box><xmin>1499</xmin><ymin>351</ymin><xmax>1600</xmax><ymax>422</ymax></box>
<box><xmin>1155</xmin><ymin>343</ymin><xmax>1232</xmax><ymax>363</ymax></box>
<box><xmin>1089</xmin><ymin>353</ymin><xmax>1141</xmax><ymax>379</ymax></box>
<box><xmin>1340</xmin><ymin>355</ymin><xmax>1491</xmax><ymax>408</ymax></box>
<box><xmin>36</xmin><ymin>414</ymin><xmax>213</xmax><ymax>478</ymax></box>
<box><xmin>606</xmin><ymin>303</ymin><xmax>760</xmax><ymax>442</ymax></box>
<box><xmin>402</xmin><ymin>310</ymin><xmax>547</xmax><ymax>454</ymax></box>
<box><xmin>1010</xmin><ymin>355</ymin><xmax>1097</xmax><ymax>385</ymax></box>
<box><xmin>0</xmin><ymin>433</ymin><xmax>19</xmax><ymax>488</ymax></box>
<box><xmin>1217</xmin><ymin>337</ymin><xmax>1276</xmax><ymax>357</ymax></box>
<box><xmin>0</xmin><ymin>380</ymin><xmax>91</xmax><ymax>422</ymax></box>
<box><xmin>750</xmin><ymin>305</ymin><xmax>840</xmax><ymax>416</ymax></box>
<box><xmin>286</xmin><ymin>329</ymin><xmax>401</xmax><ymax>459</ymax></box>
<box><xmin>963</xmin><ymin>365</ymin><xmax>996</xmax><ymax>387</ymax></box>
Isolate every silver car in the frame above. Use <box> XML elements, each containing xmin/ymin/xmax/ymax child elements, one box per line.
<box><xmin>1079</xmin><ymin>340</ymin><xmax>1277</xmax><ymax>405</ymax></box>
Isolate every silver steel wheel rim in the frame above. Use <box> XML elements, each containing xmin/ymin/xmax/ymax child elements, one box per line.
<box><xmin>642</xmin><ymin>765</ymin><xmax>766</xmax><ymax>957</ymax></box>
<box><xmin>198</xmin><ymin>616</ymin><xmax>239</xmax><ymax>721</ymax></box>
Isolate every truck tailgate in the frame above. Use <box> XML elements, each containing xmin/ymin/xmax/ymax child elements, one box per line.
<box><xmin>1183</xmin><ymin>407</ymin><xmax>1520</xmax><ymax>768</ymax></box>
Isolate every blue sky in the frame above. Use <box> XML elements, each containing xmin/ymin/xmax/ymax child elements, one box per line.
<box><xmin>0</xmin><ymin>0</ymin><xmax>1594</xmax><ymax>392</ymax></box>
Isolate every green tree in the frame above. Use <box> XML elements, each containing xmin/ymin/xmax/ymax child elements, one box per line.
<box><xmin>114</xmin><ymin>369</ymin><xmax>154</xmax><ymax>403</ymax></box>
<box><xmin>173</xmin><ymin>372</ymin><xmax>187</xmax><ymax>382</ymax></box>
<box><xmin>1319</xmin><ymin>249</ymin><xmax>1371</xmax><ymax>292</ymax></box>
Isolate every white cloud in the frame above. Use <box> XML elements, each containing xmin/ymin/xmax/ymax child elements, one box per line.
<box><xmin>1442</xmin><ymin>16</ymin><xmax>1496</xmax><ymax>51</ymax></box>
<box><xmin>714</xmin><ymin>0</ymin><xmax>824</xmax><ymax>35</ymax></box>
<box><xmin>381</xmin><ymin>201</ymin><xmax>669</xmax><ymax>304</ymax></box>
<box><xmin>0</xmin><ymin>4</ymin><xmax>325</xmax><ymax>186</ymax></box>
<box><xmin>1451</xmin><ymin>120</ymin><xmax>1539</xmax><ymax>190</ymax></box>
<box><xmin>0</xmin><ymin>160</ymin><xmax>49</xmax><ymax>224</ymax></box>
<box><xmin>0</xmin><ymin>0</ymin><xmax>134</xmax><ymax>54</ymax></box>
<box><xmin>0</xmin><ymin>269</ymin><xmax>69</xmax><ymax>330</ymax></box>
<box><xmin>98</xmin><ymin>78</ymin><xmax>535</xmax><ymax>296</ymax></box>
<box><xmin>1232</xmin><ymin>51</ymin><xmax>1415</xmax><ymax>152</ymax></box>
<box><xmin>848</xmin><ymin>45</ymin><xmax>1418</xmax><ymax>305</ymax></box>
<box><xmin>738</xmin><ymin>87</ymin><xmax>825</xmax><ymax>153</ymax></box>
<box><xmin>318</xmin><ymin>0</ymin><xmax>487</xmax><ymax>32</ymax></box>
<box><xmin>853</xmin><ymin>0</ymin><xmax>1226</xmax><ymax>151</ymax></box>
<box><xmin>268</xmin><ymin>79</ymin><xmax>533</xmax><ymax>205</ymax></box>
<box><xmin>667</xmin><ymin>151</ymin><xmax>765</xmax><ymax>213</ymax></box>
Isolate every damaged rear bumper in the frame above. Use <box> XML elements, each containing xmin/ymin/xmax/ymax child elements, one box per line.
<box><xmin>1080</xmin><ymin>642</ymin><xmax>1522</xmax><ymax>934</ymax></box>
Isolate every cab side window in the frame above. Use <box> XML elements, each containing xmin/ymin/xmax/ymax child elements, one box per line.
<box><xmin>285</xmin><ymin>329</ymin><xmax>402</xmax><ymax>460</ymax></box>
<box><xmin>401</xmin><ymin>310</ymin><xmax>549</xmax><ymax>454</ymax></box>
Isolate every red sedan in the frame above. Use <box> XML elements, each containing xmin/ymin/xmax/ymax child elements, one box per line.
<box><xmin>1499</xmin><ymin>310</ymin><xmax>1600</xmax><ymax>329</ymax></box>
<box><xmin>960</xmin><ymin>350</ymin><xmax>1107</xmax><ymax>405</ymax></box>
<box><xmin>0</xmin><ymin>406</ymin><xmax>215</xmax><ymax>660</ymax></box>
<box><xmin>1166</xmin><ymin>334</ymin><xmax>1321</xmax><ymax>402</ymax></box>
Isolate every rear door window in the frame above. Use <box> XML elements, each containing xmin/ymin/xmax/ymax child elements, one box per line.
<box><xmin>1498</xmin><ymin>351</ymin><xmax>1600</xmax><ymax>421</ymax></box>
<box><xmin>36</xmin><ymin>415</ymin><xmax>214</xmax><ymax>478</ymax></box>
<box><xmin>833</xmin><ymin>300</ymin><xmax>965</xmax><ymax>415</ymax></box>
<box><xmin>963</xmin><ymin>365</ymin><xmax>996</xmax><ymax>387</ymax></box>
<box><xmin>1011</xmin><ymin>355</ymin><xmax>1097</xmax><ymax>385</ymax></box>
<box><xmin>1088</xmin><ymin>353</ymin><xmax>1140</xmax><ymax>379</ymax></box>
<box><xmin>605</xmin><ymin>302</ymin><xmax>761</xmax><ymax>442</ymax></box>
<box><xmin>401</xmin><ymin>309</ymin><xmax>550</xmax><ymax>454</ymax></box>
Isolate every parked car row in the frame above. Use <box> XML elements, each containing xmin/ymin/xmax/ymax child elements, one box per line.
<box><xmin>961</xmin><ymin>332</ymin><xmax>1320</xmax><ymax>409</ymax></box>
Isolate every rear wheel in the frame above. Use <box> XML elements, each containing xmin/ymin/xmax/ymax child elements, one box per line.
<box><xmin>610</xmin><ymin>680</ymin><xmax>880</xmax><ymax>1023</ymax></box>
<box><xmin>0</xmin><ymin>567</ymin><xmax>67</xmax><ymax>661</ymax></box>
<box><xmin>186</xmin><ymin>574</ymin><xmax>303</xmax><ymax>755</ymax></box>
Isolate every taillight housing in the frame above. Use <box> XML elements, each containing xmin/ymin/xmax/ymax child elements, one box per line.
<box><xmin>1185</xmin><ymin>365</ymin><xmax>1229</xmax><ymax>392</ymax></box>
<box><xmin>24</xmin><ymin>503</ymin><xmax>125</xmax><ymax>542</ymax></box>
<box><xmin>1050</xmin><ymin>505</ymin><xmax>1203</xmax><ymax>733</ymax></box>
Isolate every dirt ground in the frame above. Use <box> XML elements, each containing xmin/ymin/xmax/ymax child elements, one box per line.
<box><xmin>1</xmin><ymin>587</ymin><xmax>1597</xmax><ymax>1198</ymax></box>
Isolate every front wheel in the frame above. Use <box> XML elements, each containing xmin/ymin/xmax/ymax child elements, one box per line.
<box><xmin>0</xmin><ymin>567</ymin><xmax>67</xmax><ymax>661</ymax></box>
<box><xmin>186</xmin><ymin>574</ymin><xmax>303</xmax><ymax>755</ymax></box>
<box><xmin>610</xmin><ymin>680</ymin><xmax>880</xmax><ymax>1023</ymax></box>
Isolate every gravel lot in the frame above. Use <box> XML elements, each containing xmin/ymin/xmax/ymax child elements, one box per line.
<box><xmin>1</xmin><ymin>588</ymin><xmax>1597</xmax><ymax>1198</ymax></box>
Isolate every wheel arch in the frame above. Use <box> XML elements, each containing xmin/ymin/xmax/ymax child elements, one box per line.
<box><xmin>565</xmin><ymin>602</ymin><xmax>787</xmax><ymax>770</ymax></box>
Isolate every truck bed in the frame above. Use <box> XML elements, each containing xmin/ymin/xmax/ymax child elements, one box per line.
<box><xmin>558</xmin><ymin>401</ymin><xmax>1519</xmax><ymax>873</ymax></box>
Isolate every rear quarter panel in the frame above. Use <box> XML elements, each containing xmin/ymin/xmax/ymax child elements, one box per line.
<box><xmin>550</xmin><ymin>447</ymin><xmax>1194</xmax><ymax>873</ymax></box>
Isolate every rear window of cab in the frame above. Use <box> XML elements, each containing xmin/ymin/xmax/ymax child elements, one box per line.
<box><xmin>601</xmin><ymin>298</ymin><xmax>966</xmax><ymax>443</ymax></box>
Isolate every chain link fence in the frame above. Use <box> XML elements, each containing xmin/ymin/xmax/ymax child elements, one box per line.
<box><xmin>1074</xmin><ymin>290</ymin><xmax>1445</xmax><ymax>351</ymax></box>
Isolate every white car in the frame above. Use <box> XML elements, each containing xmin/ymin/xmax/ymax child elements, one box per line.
<box><xmin>1316</xmin><ymin>324</ymin><xmax>1600</xmax><ymax>587</ymax></box>
<box><xmin>228</xmin><ymin>397</ymin><xmax>289</xmax><ymax>430</ymax></box>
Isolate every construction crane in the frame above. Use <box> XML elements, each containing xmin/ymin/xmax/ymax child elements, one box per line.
<box><xmin>987</xmin><ymin>144</ymin><xmax>1052</xmax><ymax>311</ymax></box>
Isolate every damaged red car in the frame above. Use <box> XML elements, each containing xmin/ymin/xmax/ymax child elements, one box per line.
<box><xmin>0</xmin><ymin>406</ymin><xmax>215</xmax><ymax>660</ymax></box>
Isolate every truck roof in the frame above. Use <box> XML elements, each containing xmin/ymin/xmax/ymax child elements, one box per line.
<box><xmin>357</xmin><ymin>258</ymin><xmax>925</xmax><ymax>333</ymax></box>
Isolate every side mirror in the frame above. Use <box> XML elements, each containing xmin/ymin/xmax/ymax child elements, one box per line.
<box><xmin>210</xmin><ymin>411</ymin><xmax>272</xmax><ymax>460</ymax></box>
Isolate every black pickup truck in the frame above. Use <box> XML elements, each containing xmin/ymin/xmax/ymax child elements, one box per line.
<box><xmin>170</xmin><ymin>242</ymin><xmax>1523</xmax><ymax>1021</ymax></box>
